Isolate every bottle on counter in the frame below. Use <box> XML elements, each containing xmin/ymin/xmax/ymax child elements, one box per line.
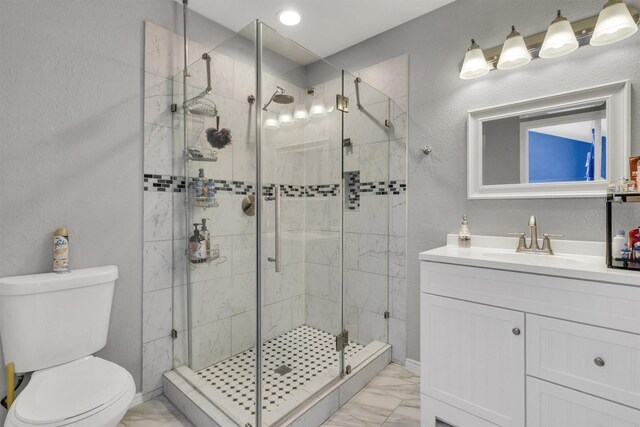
<box><xmin>53</xmin><ymin>227</ymin><xmax>70</xmax><ymax>273</ymax></box>
<box><xmin>612</xmin><ymin>229</ymin><xmax>627</xmax><ymax>260</ymax></box>
<box><xmin>458</xmin><ymin>215</ymin><xmax>471</xmax><ymax>248</ymax></box>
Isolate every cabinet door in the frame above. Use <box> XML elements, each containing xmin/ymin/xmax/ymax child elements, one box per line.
<box><xmin>527</xmin><ymin>377</ymin><xmax>640</xmax><ymax>427</ymax></box>
<box><xmin>421</xmin><ymin>294</ymin><xmax>525</xmax><ymax>427</ymax></box>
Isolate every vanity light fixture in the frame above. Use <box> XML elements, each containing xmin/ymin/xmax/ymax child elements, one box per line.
<box><xmin>497</xmin><ymin>26</ymin><xmax>531</xmax><ymax>70</ymax></box>
<box><xmin>264</xmin><ymin>111</ymin><xmax>280</xmax><ymax>129</ymax></box>
<box><xmin>591</xmin><ymin>0</ymin><xmax>638</xmax><ymax>46</ymax></box>
<box><xmin>459</xmin><ymin>39</ymin><xmax>492</xmax><ymax>79</ymax></box>
<box><xmin>539</xmin><ymin>10</ymin><xmax>579</xmax><ymax>58</ymax></box>
<box><xmin>278</xmin><ymin>10</ymin><xmax>301</xmax><ymax>26</ymax></box>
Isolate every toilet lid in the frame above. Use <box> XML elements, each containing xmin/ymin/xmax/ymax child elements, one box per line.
<box><xmin>14</xmin><ymin>356</ymin><xmax>131</xmax><ymax>425</ymax></box>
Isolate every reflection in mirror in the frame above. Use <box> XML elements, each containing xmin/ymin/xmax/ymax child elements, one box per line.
<box><xmin>483</xmin><ymin>101</ymin><xmax>607</xmax><ymax>185</ymax></box>
<box><xmin>468</xmin><ymin>81</ymin><xmax>630</xmax><ymax>199</ymax></box>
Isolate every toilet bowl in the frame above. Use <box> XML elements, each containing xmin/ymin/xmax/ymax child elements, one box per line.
<box><xmin>0</xmin><ymin>266</ymin><xmax>135</xmax><ymax>427</ymax></box>
<box><xmin>5</xmin><ymin>357</ymin><xmax>135</xmax><ymax>427</ymax></box>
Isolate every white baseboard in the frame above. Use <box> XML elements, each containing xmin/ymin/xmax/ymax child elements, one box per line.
<box><xmin>404</xmin><ymin>358</ymin><xmax>420</xmax><ymax>375</ymax></box>
<box><xmin>128</xmin><ymin>392</ymin><xmax>144</xmax><ymax>409</ymax></box>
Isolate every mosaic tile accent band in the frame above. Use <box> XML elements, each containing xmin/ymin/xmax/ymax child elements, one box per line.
<box><xmin>143</xmin><ymin>174</ymin><xmax>405</xmax><ymax>197</ymax></box>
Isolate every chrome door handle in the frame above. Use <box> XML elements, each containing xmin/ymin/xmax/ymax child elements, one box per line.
<box><xmin>512</xmin><ymin>327</ymin><xmax>521</xmax><ymax>336</ymax></box>
<box><xmin>274</xmin><ymin>185</ymin><xmax>282</xmax><ymax>272</ymax></box>
<box><xmin>594</xmin><ymin>357</ymin><xmax>605</xmax><ymax>367</ymax></box>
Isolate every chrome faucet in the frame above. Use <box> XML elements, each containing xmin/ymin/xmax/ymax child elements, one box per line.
<box><xmin>510</xmin><ymin>215</ymin><xmax>563</xmax><ymax>254</ymax></box>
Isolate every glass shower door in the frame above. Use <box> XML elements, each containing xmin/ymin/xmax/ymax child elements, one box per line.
<box><xmin>257</xmin><ymin>23</ymin><xmax>345</xmax><ymax>426</ymax></box>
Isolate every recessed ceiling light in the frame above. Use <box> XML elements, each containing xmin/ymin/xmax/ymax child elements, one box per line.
<box><xmin>278</xmin><ymin>10</ymin><xmax>301</xmax><ymax>26</ymax></box>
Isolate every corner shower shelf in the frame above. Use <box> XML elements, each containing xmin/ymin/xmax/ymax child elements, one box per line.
<box><xmin>606</xmin><ymin>190</ymin><xmax>640</xmax><ymax>271</ymax></box>
<box><xmin>193</xmin><ymin>197</ymin><xmax>219</xmax><ymax>209</ymax></box>
<box><xmin>187</xmin><ymin>249</ymin><xmax>225</xmax><ymax>268</ymax></box>
<box><xmin>184</xmin><ymin>147</ymin><xmax>218</xmax><ymax>162</ymax></box>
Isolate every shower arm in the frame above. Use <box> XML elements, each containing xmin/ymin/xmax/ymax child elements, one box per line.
<box><xmin>203</xmin><ymin>53</ymin><xmax>212</xmax><ymax>95</ymax></box>
<box><xmin>262</xmin><ymin>86</ymin><xmax>285</xmax><ymax>111</ymax></box>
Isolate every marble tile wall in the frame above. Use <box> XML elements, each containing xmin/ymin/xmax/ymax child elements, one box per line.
<box><xmin>303</xmin><ymin>56</ymin><xmax>408</xmax><ymax>364</ymax></box>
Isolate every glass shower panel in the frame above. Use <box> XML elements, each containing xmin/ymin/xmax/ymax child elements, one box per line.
<box><xmin>341</xmin><ymin>70</ymin><xmax>391</xmax><ymax>371</ymax></box>
<box><xmin>258</xmin><ymin>23</ymin><xmax>345</xmax><ymax>425</ymax></box>
<box><xmin>171</xmin><ymin>23</ymin><xmax>258</xmax><ymax>427</ymax></box>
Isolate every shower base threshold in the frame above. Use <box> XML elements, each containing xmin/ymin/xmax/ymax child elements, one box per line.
<box><xmin>164</xmin><ymin>340</ymin><xmax>391</xmax><ymax>426</ymax></box>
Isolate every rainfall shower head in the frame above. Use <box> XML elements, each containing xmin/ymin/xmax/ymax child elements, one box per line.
<box><xmin>262</xmin><ymin>86</ymin><xmax>294</xmax><ymax>111</ymax></box>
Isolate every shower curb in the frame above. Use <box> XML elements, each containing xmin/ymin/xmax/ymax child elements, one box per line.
<box><xmin>163</xmin><ymin>343</ymin><xmax>391</xmax><ymax>426</ymax></box>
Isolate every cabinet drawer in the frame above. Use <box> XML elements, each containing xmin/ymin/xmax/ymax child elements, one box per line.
<box><xmin>527</xmin><ymin>315</ymin><xmax>640</xmax><ymax>409</ymax></box>
<box><xmin>421</xmin><ymin>394</ymin><xmax>499</xmax><ymax>427</ymax></box>
<box><xmin>527</xmin><ymin>377</ymin><xmax>640</xmax><ymax>427</ymax></box>
<box><xmin>421</xmin><ymin>261</ymin><xmax>640</xmax><ymax>334</ymax></box>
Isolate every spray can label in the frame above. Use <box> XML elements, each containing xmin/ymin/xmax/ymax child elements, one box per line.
<box><xmin>53</xmin><ymin>235</ymin><xmax>69</xmax><ymax>272</ymax></box>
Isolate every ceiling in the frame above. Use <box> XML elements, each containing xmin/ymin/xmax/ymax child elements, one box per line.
<box><xmin>183</xmin><ymin>0</ymin><xmax>455</xmax><ymax>62</ymax></box>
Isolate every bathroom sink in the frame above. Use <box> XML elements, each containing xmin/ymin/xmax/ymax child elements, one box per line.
<box><xmin>480</xmin><ymin>251</ymin><xmax>596</xmax><ymax>267</ymax></box>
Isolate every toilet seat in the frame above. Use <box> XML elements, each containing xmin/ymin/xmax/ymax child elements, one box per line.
<box><xmin>6</xmin><ymin>356</ymin><xmax>135</xmax><ymax>427</ymax></box>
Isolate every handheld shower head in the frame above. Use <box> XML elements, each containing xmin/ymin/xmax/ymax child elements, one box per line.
<box><xmin>263</xmin><ymin>86</ymin><xmax>295</xmax><ymax>111</ymax></box>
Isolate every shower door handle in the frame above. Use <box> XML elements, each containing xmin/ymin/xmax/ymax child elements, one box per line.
<box><xmin>274</xmin><ymin>185</ymin><xmax>282</xmax><ymax>272</ymax></box>
<box><xmin>266</xmin><ymin>185</ymin><xmax>282</xmax><ymax>272</ymax></box>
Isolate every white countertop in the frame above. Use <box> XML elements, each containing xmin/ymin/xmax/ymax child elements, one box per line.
<box><xmin>420</xmin><ymin>235</ymin><xmax>640</xmax><ymax>287</ymax></box>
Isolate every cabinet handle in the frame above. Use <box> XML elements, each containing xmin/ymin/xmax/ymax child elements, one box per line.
<box><xmin>512</xmin><ymin>327</ymin><xmax>521</xmax><ymax>336</ymax></box>
<box><xmin>594</xmin><ymin>357</ymin><xmax>605</xmax><ymax>367</ymax></box>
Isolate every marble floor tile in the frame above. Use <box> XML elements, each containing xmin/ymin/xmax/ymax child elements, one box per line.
<box><xmin>120</xmin><ymin>363</ymin><xmax>419</xmax><ymax>427</ymax></box>
<box><xmin>118</xmin><ymin>395</ymin><xmax>193</xmax><ymax>427</ymax></box>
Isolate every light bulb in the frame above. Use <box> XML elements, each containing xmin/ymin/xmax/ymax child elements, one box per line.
<box><xmin>540</xmin><ymin>10</ymin><xmax>579</xmax><ymax>58</ymax></box>
<box><xmin>591</xmin><ymin>0</ymin><xmax>638</xmax><ymax>46</ymax></box>
<box><xmin>278</xmin><ymin>10</ymin><xmax>301</xmax><ymax>26</ymax></box>
<box><xmin>459</xmin><ymin>39</ymin><xmax>491</xmax><ymax>79</ymax></box>
<box><xmin>497</xmin><ymin>26</ymin><xmax>532</xmax><ymax>70</ymax></box>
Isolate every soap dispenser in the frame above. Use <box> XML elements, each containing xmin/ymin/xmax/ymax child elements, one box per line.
<box><xmin>458</xmin><ymin>215</ymin><xmax>471</xmax><ymax>248</ymax></box>
<box><xmin>189</xmin><ymin>224</ymin><xmax>206</xmax><ymax>264</ymax></box>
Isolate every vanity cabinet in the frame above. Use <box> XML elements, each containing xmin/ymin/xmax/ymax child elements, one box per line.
<box><xmin>421</xmin><ymin>294</ymin><xmax>525</xmax><ymax>426</ymax></box>
<box><xmin>420</xmin><ymin>260</ymin><xmax>640</xmax><ymax>427</ymax></box>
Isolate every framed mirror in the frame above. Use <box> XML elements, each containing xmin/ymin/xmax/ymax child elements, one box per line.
<box><xmin>468</xmin><ymin>81</ymin><xmax>630</xmax><ymax>199</ymax></box>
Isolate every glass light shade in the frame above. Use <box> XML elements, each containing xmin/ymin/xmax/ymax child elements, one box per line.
<box><xmin>278</xmin><ymin>109</ymin><xmax>294</xmax><ymax>126</ymax></box>
<box><xmin>591</xmin><ymin>2</ymin><xmax>638</xmax><ymax>46</ymax></box>
<box><xmin>497</xmin><ymin>27</ymin><xmax>532</xmax><ymax>70</ymax></box>
<box><xmin>459</xmin><ymin>40</ymin><xmax>491</xmax><ymax>79</ymax></box>
<box><xmin>309</xmin><ymin>99</ymin><xmax>327</xmax><ymax>118</ymax></box>
<box><xmin>293</xmin><ymin>104</ymin><xmax>309</xmax><ymax>121</ymax></box>
<box><xmin>264</xmin><ymin>111</ymin><xmax>279</xmax><ymax>129</ymax></box>
<box><xmin>540</xmin><ymin>16</ymin><xmax>579</xmax><ymax>58</ymax></box>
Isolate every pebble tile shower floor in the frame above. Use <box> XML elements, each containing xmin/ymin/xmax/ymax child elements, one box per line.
<box><xmin>196</xmin><ymin>325</ymin><xmax>364</xmax><ymax>416</ymax></box>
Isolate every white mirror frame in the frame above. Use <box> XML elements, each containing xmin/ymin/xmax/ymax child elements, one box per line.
<box><xmin>468</xmin><ymin>81</ymin><xmax>630</xmax><ymax>199</ymax></box>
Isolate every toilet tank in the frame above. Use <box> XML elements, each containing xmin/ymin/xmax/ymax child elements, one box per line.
<box><xmin>0</xmin><ymin>265</ymin><xmax>118</xmax><ymax>373</ymax></box>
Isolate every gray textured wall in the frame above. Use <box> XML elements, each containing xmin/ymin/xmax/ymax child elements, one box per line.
<box><xmin>0</xmin><ymin>0</ymin><xmax>232</xmax><ymax>419</ymax></box>
<box><xmin>321</xmin><ymin>0</ymin><xmax>640</xmax><ymax>362</ymax></box>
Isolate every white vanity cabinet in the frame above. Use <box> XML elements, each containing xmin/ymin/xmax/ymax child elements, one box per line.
<box><xmin>420</xmin><ymin>253</ymin><xmax>640</xmax><ymax>427</ymax></box>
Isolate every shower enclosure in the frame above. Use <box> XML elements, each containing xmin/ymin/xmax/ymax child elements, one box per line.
<box><xmin>170</xmin><ymin>19</ymin><xmax>402</xmax><ymax>426</ymax></box>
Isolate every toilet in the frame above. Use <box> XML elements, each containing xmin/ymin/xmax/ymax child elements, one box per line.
<box><xmin>0</xmin><ymin>265</ymin><xmax>135</xmax><ymax>426</ymax></box>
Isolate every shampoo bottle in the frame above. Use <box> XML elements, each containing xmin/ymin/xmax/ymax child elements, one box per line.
<box><xmin>195</xmin><ymin>168</ymin><xmax>205</xmax><ymax>198</ymax></box>
<box><xmin>201</xmin><ymin>218</ymin><xmax>211</xmax><ymax>261</ymax></box>
<box><xmin>207</xmin><ymin>179</ymin><xmax>215</xmax><ymax>204</ymax></box>
<box><xmin>458</xmin><ymin>215</ymin><xmax>471</xmax><ymax>248</ymax></box>
<box><xmin>612</xmin><ymin>229</ymin><xmax>627</xmax><ymax>260</ymax></box>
